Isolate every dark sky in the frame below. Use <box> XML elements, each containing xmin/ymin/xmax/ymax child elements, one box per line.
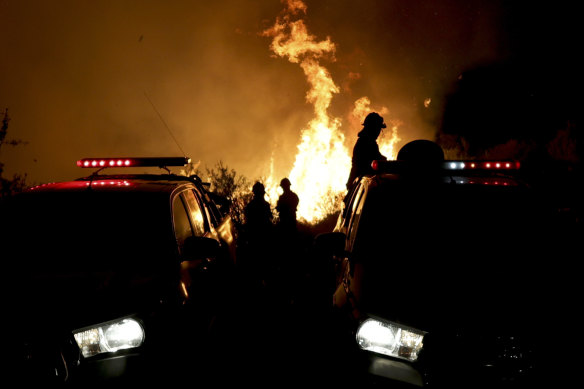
<box><xmin>1</xmin><ymin>0</ymin><xmax>579</xmax><ymax>185</ymax></box>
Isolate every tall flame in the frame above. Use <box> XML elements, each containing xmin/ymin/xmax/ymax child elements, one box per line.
<box><xmin>263</xmin><ymin>0</ymin><xmax>400</xmax><ymax>223</ymax></box>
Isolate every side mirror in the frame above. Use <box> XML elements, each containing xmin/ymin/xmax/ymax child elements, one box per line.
<box><xmin>182</xmin><ymin>236</ymin><xmax>220</xmax><ymax>262</ymax></box>
<box><xmin>313</xmin><ymin>232</ymin><xmax>347</xmax><ymax>258</ymax></box>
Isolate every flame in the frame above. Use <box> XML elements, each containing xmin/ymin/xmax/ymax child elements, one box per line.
<box><xmin>262</xmin><ymin>0</ymin><xmax>400</xmax><ymax>223</ymax></box>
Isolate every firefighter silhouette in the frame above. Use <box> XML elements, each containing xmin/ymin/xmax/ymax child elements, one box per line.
<box><xmin>276</xmin><ymin>178</ymin><xmax>299</xmax><ymax>234</ymax></box>
<box><xmin>346</xmin><ymin>112</ymin><xmax>388</xmax><ymax>190</ymax></box>
<box><xmin>244</xmin><ymin>182</ymin><xmax>273</xmax><ymax>236</ymax></box>
<box><xmin>242</xmin><ymin>182</ymin><xmax>274</xmax><ymax>288</ymax></box>
<box><xmin>273</xmin><ymin>178</ymin><xmax>302</xmax><ymax>304</ymax></box>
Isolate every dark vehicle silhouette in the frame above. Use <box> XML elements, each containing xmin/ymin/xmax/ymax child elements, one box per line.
<box><xmin>315</xmin><ymin>141</ymin><xmax>578</xmax><ymax>387</ymax></box>
<box><xmin>0</xmin><ymin>157</ymin><xmax>238</xmax><ymax>385</ymax></box>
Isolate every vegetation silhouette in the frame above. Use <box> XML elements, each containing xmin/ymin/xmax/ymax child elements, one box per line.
<box><xmin>0</xmin><ymin>109</ymin><xmax>28</xmax><ymax>199</ymax></box>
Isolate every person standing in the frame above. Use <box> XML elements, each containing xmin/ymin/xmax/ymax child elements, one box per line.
<box><xmin>242</xmin><ymin>182</ymin><xmax>274</xmax><ymax>288</ymax></box>
<box><xmin>275</xmin><ymin>177</ymin><xmax>300</xmax><ymax>304</ymax></box>
<box><xmin>346</xmin><ymin>112</ymin><xmax>388</xmax><ymax>190</ymax></box>
<box><xmin>244</xmin><ymin>181</ymin><xmax>273</xmax><ymax>236</ymax></box>
<box><xmin>276</xmin><ymin>178</ymin><xmax>299</xmax><ymax>235</ymax></box>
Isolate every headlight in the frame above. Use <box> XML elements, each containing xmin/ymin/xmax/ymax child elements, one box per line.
<box><xmin>73</xmin><ymin>318</ymin><xmax>145</xmax><ymax>358</ymax></box>
<box><xmin>356</xmin><ymin>318</ymin><xmax>426</xmax><ymax>362</ymax></box>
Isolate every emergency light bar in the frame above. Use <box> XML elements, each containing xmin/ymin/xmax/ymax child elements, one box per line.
<box><xmin>77</xmin><ymin>157</ymin><xmax>191</xmax><ymax>168</ymax></box>
<box><xmin>442</xmin><ymin>161</ymin><xmax>520</xmax><ymax>170</ymax></box>
<box><xmin>371</xmin><ymin>160</ymin><xmax>520</xmax><ymax>172</ymax></box>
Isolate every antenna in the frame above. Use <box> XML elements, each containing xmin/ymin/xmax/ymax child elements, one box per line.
<box><xmin>144</xmin><ymin>91</ymin><xmax>186</xmax><ymax>157</ymax></box>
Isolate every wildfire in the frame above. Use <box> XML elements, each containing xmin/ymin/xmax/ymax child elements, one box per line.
<box><xmin>262</xmin><ymin>0</ymin><xmax>400</xmax><ymax>223</ymax></box>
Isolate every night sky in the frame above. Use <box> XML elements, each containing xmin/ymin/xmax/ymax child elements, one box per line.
<box><xmin>1</xmin><ymin>0</ymin><xmax>580</xmax><ymax>186</ymax></box>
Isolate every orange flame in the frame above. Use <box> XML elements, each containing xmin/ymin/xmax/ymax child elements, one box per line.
<box><xmin>263</xmin><ymin>0</ymin><xmax>400</xmax><ymax>223</ymax></box>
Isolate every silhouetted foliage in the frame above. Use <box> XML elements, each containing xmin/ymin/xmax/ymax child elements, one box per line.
<box><xmin>1</xmin><ymin>108</ymin><xmax>9</xmax><ymax>144</ymax></box>
<box><xmin>205</xmin><ymin>160</ymin><xmax>249</xmax><ymax>203</ymax></box>
<box><xmin>1</xmin><ymin>109</ymin><xmax>28</xmax><ymax>200</ymax></box>
<box><xmin>194</xmin><ymin>160</ymin><xmax>251</xmax><ymax>233</ymax></box>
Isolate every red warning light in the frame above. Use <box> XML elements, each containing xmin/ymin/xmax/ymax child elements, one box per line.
<box><xmin>446</xmin><ymin>161</ymin><xmax>520</xmax><ymax>170</ymax></box>
<box><xmin>77</xmin><ymin>157</ymin><xmax>190</xmax><ymax>168</ymax></box>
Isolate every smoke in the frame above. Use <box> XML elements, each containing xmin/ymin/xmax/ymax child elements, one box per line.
<box><xmin>1</xmin><ymin>0</ymin><xmax>508</xmax><ymax>186</ymax></box>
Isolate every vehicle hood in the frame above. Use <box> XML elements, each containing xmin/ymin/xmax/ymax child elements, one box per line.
<box><xmin>6</xmin><ymin>266</ymin><xmax>168</xmax><ymax>332</ymax></box>
<box><xmin>357</xmin><ymin>248</ymin><xmax>560</xmax><ymax>335</ymax></box>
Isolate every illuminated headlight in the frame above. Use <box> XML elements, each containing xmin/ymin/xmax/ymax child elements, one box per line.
<box><xmin>73</xmin><ymin>318</ymin><xmax>145</xmax><ymax>358</ymax></box>
<box><xmin>356</xmin><ymin>318</ymin><xmax>426</xmax><ymax>362</ymax></box>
